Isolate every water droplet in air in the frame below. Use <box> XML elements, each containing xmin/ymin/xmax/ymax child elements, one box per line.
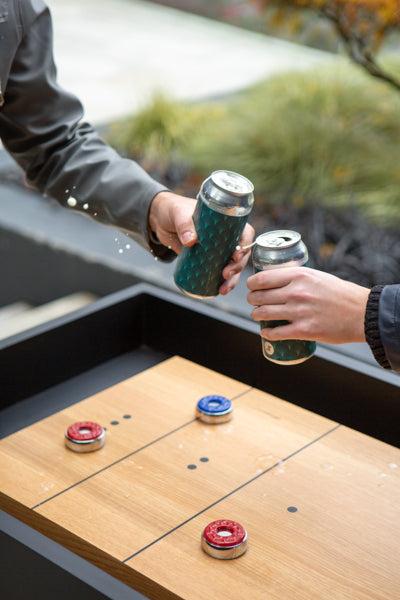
<box><xmin>379</xmin><ymin>472</ymin><xmax>388</xmax><ymax>478</ymax></box>
<box><xmin>67</xmin><ymin>197</ymin><xmax>77</xmax><ymax>207</ymax></box>
<box><xmin>154</xmin><ymin>257</ymin><xmax>158</xmax><ymax>261</ymax></box>
<box><xmin>118</xmin><ymin>249</ymin><xmax>123</xmax><ymax>254</ymax></box>
<box><xmin>388</xmin><ymin>463</ymin><xmax>398</xmax><ymax>470</ymax></box>
<box><xmin>125</xmin><ymin>244</ymin><xmax>131</xmax><ymax>250</ymax></box>
<box><xmin>83</xmin><ymin>203</ymin><xmax>89</xmax><ymax>210</ymax></box>
<box><xmin>168</xmin><ymin>245</ymin><xmax>172</xmax><ymax>250</ymax></box>
<box><xmin>65</xmin><ymin>189</ymin><xmax>69</xmax><ymax>194</ymax></box>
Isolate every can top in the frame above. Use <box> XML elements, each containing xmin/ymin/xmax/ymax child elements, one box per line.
<box><xmin>255</xmin><ymin>230</ymin><xmax>301</xmax><ymax>250</ymax></box>
<box><xmin>210</xmin><ymin>170</ymin><xmax>254</xmax><ymax>197</ymax></box>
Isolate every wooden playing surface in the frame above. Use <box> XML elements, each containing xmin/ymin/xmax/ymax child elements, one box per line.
<box><xmin>0</xmin><ymin>356</ymin><xmax>399</xmax><ymax>599</ymax></box>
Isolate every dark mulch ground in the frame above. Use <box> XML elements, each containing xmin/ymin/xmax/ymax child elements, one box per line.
<box><xmin>252</xmin><ymin>204</ymin><xmax>400</xmax><ymax>288</ymax></box>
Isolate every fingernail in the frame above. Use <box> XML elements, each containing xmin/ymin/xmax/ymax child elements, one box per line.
<box><xmin>181</xmin><ymin>232</ymin><xmax>194</xmax><ymax>244</ymax></box>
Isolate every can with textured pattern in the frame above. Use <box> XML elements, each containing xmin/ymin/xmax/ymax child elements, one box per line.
<box><xmin>174</xmin><ymin>170</ymin><xmax>254</xmax><ymax>298</ymax></box>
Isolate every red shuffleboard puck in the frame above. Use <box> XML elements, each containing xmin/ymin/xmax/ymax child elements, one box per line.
<box><xmin>65</xmin><ymin>421</ymin><xmax>105</xmax><ymax>453</ymax></box>
<box><xmin>201</xmin><ymin>519</ymin><xmax>248</xmax><ymax>559</ymax></box>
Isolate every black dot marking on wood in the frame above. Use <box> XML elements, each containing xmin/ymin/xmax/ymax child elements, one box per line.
<box><xmin>103</xmin><ymin>427</ymin><xmax>107</xmax><ymax>431</ymax></box>
<box><xmin>287</xmin><ymin>506</ymin><xmax>298</xmax><ymax>513</ymax></box>
<box><xmin>200</xmin><ymin>457</ymin><xmax>209</xmax><ymax>462</ymax></box>
<box><xmin>110</xmin><ymin>420</ymin><xmax>119</xmax><ymax>426</ymax></box>
<box><xmin>123</xmin><ymin>414</ymin><xmax>132</xmax><ymax>419</ymax></box>
<box><xmin>187</xmin><ymin>464</ymin><xmax>197</xmax><ymax>470</ymax></box>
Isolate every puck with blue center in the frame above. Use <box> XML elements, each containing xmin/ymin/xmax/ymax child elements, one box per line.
<box><xmin>201</xmin><ymin>519</ymin><xmax>248</xmax><ymax>559</ymax></box>
<box><xmin>195</xmin><ymin>395</ymin><xmax>233</xmax><ymax>424</ymax></box>
<box><xmin>65</xmin><ymin>421</ymin><xmax>106</xmax><ymax>453</ymax></box>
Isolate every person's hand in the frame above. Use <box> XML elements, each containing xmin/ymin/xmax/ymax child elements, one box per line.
<box><xmin>149</xmin><ymin>191</ymin><xmax>254</xmax><ymax>294</ymax></box>
<box><xmin>247</xmin><ymin>267</ymin><xmax>370</xmax><ymax>344</ymax></box>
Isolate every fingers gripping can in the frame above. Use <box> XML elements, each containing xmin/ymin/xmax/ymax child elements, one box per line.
<box><xmin>174</xmin><ymin>170</ymin><xmax>254</xmax><ymax>298</ymax></box>
<box><xmin>252</xmin><ymin>230</ymin><xmax>316</xmax><ymax>365</ymax></box>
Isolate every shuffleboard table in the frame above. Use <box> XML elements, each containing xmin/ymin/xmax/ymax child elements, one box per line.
<box><xmin>1</xmin><ymin>284</ymin><xmax>399</xmax><ymax>600</ymax></box>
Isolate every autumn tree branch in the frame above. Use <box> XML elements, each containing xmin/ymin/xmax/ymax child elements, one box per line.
<box><xmin>322</xmin><ymin>4</ymin><xmax>400</xmax><ymax>91</ymax></box>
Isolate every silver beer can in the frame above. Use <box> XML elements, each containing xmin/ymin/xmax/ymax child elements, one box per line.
<box><xmin>252</xmin><ymin>230</ymin><xmax>316</xmax><ymax>365</ymax></box>
<box><xmin>174</xmin><ymin>170</ymin><xmax>254</xmax><ymax>298</ymax></box>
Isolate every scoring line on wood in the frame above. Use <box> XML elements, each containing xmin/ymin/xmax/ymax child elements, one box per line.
<box><xmin>122</xmin><ymin>423</ymin><xmax>341</xmax><ymax>562</ymax></box>
<box><xmin>31</xmin><ymin>386</ymin><xmax>253</xmax><ymax>510</ymax></box>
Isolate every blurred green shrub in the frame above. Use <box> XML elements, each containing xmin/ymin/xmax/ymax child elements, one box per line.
<box><xmin>109</xmin><ymin>93</ymin><xmax>225</xmax><ymax>175</ymax></box>
<box><xmin>108</xmin><ymin>63</ymin><xmax>400</xmax><ymax>225</ymax></box>
<box><xmin>188</xmin><ymin>62</ymin><xmax>400</xmax><ymax>225</ymax></box>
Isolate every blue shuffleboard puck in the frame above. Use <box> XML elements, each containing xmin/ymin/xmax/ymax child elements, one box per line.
<box><xmin>195</xmin><ymin>395</ymin><xmax>233</xmax><ymax>424</ymax></box>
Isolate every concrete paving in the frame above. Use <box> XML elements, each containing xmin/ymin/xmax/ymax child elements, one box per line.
<box><xmin>47</xmin><ymin>0</ymin><xmax>331</xmax><ymax>123</ymax></box>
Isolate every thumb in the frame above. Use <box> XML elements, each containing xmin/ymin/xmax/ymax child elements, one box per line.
<box><xmin>172</xmin><ymin>205</ymin><xmax>197</xmax><ymax>247</ymax></box>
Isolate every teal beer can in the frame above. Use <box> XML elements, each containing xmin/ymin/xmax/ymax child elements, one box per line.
<box><xmin>174</xmin><ymin>170</ymin><xmax>254</xmax><ymax>298</ymax></box>
<box><xmin>252</xmin><ymin>230</ymin><xmax>316</xmax><ymax>365</ymax></box>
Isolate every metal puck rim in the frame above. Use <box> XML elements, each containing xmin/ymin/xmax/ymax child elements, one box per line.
<box><xmin>196</xmin><ymin>405</ymin><xmax>233</xmax><ymax>417</ymax></box>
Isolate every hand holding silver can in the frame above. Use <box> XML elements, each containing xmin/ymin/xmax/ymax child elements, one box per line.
<box><xmin>251</xmin><ymin>230</ymin><xmax>316</xmax><ymax>365</ymax></box>
<box><xmin>174</xmin><ymin>171</ymin><xmax>255</xmax><ymax>299</ymax></box>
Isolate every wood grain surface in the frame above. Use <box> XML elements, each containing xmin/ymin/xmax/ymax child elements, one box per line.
<box><xmin>35</xmin><ymin>387</ymin><xmax>334</xmax><ymax>561</ymax></box>
<box><xmin>130</xmin><ymin>426</ymin><xmax>400</xmax><ymax>600</ymax></box>
<box><xmin>0</xmin><ymin>356</ymin><xmax>248</xmax><ymax>506</ymax></box>
<box><xmin>1</xmin><ymin>356</ymin><xmax>399</xmax><ymax>600</ymax></box>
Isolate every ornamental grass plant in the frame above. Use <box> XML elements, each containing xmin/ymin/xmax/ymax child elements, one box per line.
<box><xmin>108</xmin><ymin>61</ymin><xmax>400</xmax><ymax>225</ymax></box>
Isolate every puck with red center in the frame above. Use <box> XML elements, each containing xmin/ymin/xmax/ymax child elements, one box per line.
<box><xmin>65</xmin><ymin>421</ymin><xmax>105</xmax><ymax>453</ymax></box>
<box><xmin>201</xmin><ymin>519</ymin><xmax>248</xmax><ymax>559</ymax></box>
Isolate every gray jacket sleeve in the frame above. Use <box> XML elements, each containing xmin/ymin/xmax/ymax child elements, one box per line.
<box><xmin>0</xmin><ymin>0</ymin><xmax>175</xmax><ymax>260</ymax></box>
<box><xmin>379</xmin><ymin>285</ymin><xmax>400</xmax><ymax>372</ymax></box>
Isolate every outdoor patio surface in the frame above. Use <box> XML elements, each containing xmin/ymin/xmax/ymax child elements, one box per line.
<box><xmin>48</xmin><ymin>0</ymin><xmax>331</xmax><ymax>123</ymax></box>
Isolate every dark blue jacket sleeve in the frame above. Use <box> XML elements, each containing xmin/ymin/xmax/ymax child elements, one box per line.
<box><xmin>379</xmin><ymin>285</ymin><xmax>400</xmax><ymax>372</ymax></box>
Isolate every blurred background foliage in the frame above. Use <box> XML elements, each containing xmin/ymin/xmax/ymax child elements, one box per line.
<box><xmin>109</xmin><ymin>61</ymin><xmax>400</xmax><ymax>226</ymax></box>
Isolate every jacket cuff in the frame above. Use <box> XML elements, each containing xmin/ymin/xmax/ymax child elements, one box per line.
<box><xmin>378</xmin><ymin>284</ymin><xmax>400</xmax><ymax>372</ymax></box>
<box><xmin>364</xmin><ymin>285</ymin><xmax>391</xmax><ymax>369</ymax></box>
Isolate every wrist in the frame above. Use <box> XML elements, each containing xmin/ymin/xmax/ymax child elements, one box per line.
<box><xmin>149</xmin><ymin>191</ymin><xmax>172</xmax><ymax>235</ymax></box>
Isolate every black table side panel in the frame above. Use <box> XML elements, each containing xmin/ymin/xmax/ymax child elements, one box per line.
<box><xmin>0</xmin><ymin>294</ymin><xmax>146</xmax><ymax>408</ymax></box>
